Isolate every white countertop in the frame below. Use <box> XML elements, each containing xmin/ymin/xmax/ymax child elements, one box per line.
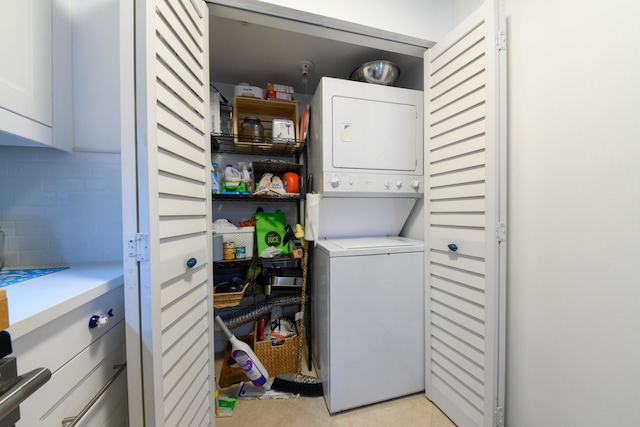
<box><xmin>4</xmin><ymin>263</ymin><xmax>124</xmax><ymax>338</ymax></box>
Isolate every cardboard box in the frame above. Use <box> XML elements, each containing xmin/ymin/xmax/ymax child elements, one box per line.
<box><xmin>266</xmin><ymin>83</ymin><xmax>294</xmax><ymax>94</ymax></box>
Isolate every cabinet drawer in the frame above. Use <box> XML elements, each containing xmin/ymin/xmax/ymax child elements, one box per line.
<box><xmin>17</xmin><ymin>321</ymin><xmax>126</xmax><ymax>427</ymax></box>
<box><xmin>12</xmin><ymin>286</ymin><xmax>124</xmax><ymax>374</ymax></box>
<box><xmin>70</xmin><ymin>369</ymin><xmax>128</xmax><ymax>427</ymax></box>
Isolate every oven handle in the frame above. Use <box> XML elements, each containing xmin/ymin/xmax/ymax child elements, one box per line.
<box><xmin>0</xmin><ymin>367</ymin><xmax>51</xmax><ymax>420</ymax></box>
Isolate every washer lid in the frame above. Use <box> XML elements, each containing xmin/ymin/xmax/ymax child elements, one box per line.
<box><xmin>332</xmin><ymin>237</ymin><xmax>417</xmax><ymax>250</ymax></box>
<box><xmin>317</xmin><ymin>236</ymin><xmax>424</xmax><ymax>256</ymax></box>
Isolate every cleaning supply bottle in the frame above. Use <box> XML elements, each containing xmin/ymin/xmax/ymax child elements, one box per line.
<box><xmin>238</xmin><ymin>162</ymin><xmax>250</xmax><ymax>182</ymax></box>
<box><xmin>215</xmin><ymin>315</ymin><xmax>271</xmax><ymax>389</ymax></box>
<box><xmin>224</xmin><ymin>164</ymin><xmax>241</xmax><ymax>181</ymax></box>
<box><xmin>211</xmin><ymin>163</ymin><xmax>220</xmax><ymax>194</ymax></box>
<box><xmin>238</xmin><ymin>162</ymin><xmax>253</xmax><ymax>192</ymax></box>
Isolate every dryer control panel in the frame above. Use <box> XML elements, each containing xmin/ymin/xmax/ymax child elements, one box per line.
<box><xmin>321</xmin><ymin>172</ymin><xmax>424</xmax><ymax>196</ymax></box>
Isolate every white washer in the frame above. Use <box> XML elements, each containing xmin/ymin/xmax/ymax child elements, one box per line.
<box><xmin>312</xmin><ymin>236</ymin><xmax>425</xmax><ymax>414</ymax></box>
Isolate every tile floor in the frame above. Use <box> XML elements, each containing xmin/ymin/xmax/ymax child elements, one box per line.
<box><xmin>214</xmin><ymin>353</ymin><xmax>457</xmax><ymax>427</ymax></box>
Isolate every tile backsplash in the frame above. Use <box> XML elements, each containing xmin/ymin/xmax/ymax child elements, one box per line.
<box><xmin>0</xmin><ymin>146</ymin><xmax>122</xmax><ymax>267</ymax></box>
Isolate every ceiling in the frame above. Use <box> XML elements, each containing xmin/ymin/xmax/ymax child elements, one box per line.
<box><xmin>208</xmin><ymin>13</ymin><xmax>426</xmax><ymax>97</ymax></box>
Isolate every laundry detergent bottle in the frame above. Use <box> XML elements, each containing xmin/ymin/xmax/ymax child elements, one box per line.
<box><xmin>215</xmin><ymin>315</ymin><xmax>271</xmax><ymax>389</ymax></box>
<box><xmin>211</xmin><ymin>162</ymin><xmax>220</xmax><ymax>193</ymax></box>
<box><xmin>224</xmin><ymin>164</ymin><xmax>241</xmax><ymax>181</ymax></box>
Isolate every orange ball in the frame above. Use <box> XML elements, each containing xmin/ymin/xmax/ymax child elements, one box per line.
<box><xmin>282</xmin><ymin>172</ymin><xmax>299</xmax><ymax>193</ymax></box>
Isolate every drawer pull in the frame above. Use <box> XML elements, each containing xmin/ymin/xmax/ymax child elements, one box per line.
<box><xmin>0</xmin><ymin>367</ymin><xmax>51</xmax><ymax>420</ymax></box>
<box><xmin>447</xmin><ymin>243</ymin><xmax>458</xmax><ymax>252</ymax></box>
<box><xmin>187</xmin><ymin>257</ymin><xmax>198</xmax><ymax>268</ymax></box>
<box><xmin>88</xmin><ymin>309</ymin><xmax>114</xmax><ymax>329</ymax></box>
<box><xmin>61</xmin><ymin>363</ymin><xmax>126</xmax><ymax>427</ymax></box>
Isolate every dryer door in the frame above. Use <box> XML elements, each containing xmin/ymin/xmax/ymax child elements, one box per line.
<box><xmin>331</xmin><ymin>94</ymin><xmax>419</xmax><ymax>172</ymax></box>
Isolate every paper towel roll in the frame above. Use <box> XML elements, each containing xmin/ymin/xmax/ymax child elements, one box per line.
<box><xmin>305</xmin><ymin>193</ymin><xmax>321</xmax><ymax>244</ymax></box>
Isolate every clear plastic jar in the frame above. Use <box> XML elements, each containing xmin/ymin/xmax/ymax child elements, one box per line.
<box><xmin>239</xmin><ymin>117</ymin><xmax>264</xmax><ymax>142</ymax></box>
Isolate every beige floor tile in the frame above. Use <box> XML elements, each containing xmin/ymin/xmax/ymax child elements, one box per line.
<box><xmin>430</xmin><ymin>404</ymin><xmax>457</xmax><ymax>427</ymax></box>
<box><xmin>214</xmin><ymin>345</ymin><xmax>457</xmax><ymax>426</ymax></box>
<box><xmin>329</xmin><ymin>393</ymin><xmax>433</xmax><ymax>427</ymax></box>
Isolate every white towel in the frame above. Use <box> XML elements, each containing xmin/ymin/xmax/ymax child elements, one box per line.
<box><xmin>304</xmin><ymin>193</ymin><xmax>321</xmax><ymax>245</ymax></box>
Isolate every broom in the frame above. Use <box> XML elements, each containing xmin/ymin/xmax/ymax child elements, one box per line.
<box><xmin>270</xmin><ymin>225</ymin><xmax>323</xmax><ymax>397</ymax></box>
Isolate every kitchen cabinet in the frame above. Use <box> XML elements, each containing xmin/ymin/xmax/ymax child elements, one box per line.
<box><xmin>0</xmin><ymin>0</ymin><xmax>120</xmax><ymax>153</ymax></box>
<box><xmin>0</xmin><ymin>0</ymin><xmax>72</xmax><ymax>150</ymax></box>
<box><xmin>70</xmin><ymin>0</ymin><xmax>122</xmax><ymax>153</ymax></box>
<box><xmin>10</xmin><ymin>284</ymin><xmax>127</xmax><ymax>427</ymax></box>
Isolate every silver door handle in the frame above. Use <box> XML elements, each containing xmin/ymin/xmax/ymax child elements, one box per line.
<box><xmin>0</xmin><ymin>367</ymin><xmax>51</xmax><ymax>420</ymax></box>
<box><xmin>61</xmin><ymin>363</ymin><xmax>126</xmax><ymax>427</ymax></box>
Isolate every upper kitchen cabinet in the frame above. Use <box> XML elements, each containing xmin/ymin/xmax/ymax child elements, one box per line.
<box><xmin>0</xmin><ymin>0</ymin><xmax>121</xmax><ymax>153</ymax></box>
<box><xmin>0</xmin><ymin>0</ymin><xmax>72</xmax><ymax>150</ymax></box>
<box><xmin>70</xmin><ymin>0</ymin><xmax>122</xmax><ymax>153</ymax></box>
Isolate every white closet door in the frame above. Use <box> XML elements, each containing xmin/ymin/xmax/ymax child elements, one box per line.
<box><xmin>124</xmin><ymin>0</ymin><xmax>214</xmax><ymax>425</ymax></box>
<box><xmin>424</xmin><ymin>0</ymin><xmax>507</xmax><ymax>426</ymax></box>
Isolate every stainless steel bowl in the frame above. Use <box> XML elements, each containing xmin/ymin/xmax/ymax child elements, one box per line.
<box><xmin>350</xmin><ymin>60</ymin><xmax>400</xmax><ymax>86</ymax></box>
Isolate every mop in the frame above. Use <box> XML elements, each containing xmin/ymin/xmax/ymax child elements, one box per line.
<box><xmin>270</xmin><ymin>224</ymin><xmax>323</xmax><ymax>397</ymax></box>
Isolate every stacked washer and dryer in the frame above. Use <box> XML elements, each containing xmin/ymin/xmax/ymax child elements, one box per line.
<box><xmin>308</xmin><ymin>77</ymin><xmax>425</xmax><ymax>414</ymax></box>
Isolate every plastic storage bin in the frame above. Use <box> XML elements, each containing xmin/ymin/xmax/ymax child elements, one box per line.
<box><xmin>213</xmin><ymin>227</ymin><xmax>255</xmax><ymax>260</ymax></box>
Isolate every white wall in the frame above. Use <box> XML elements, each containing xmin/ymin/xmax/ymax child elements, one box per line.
<box><xmin>0</xmin><ymin>146</ymin><xmax>122</xmax><ymax>266</ymax></box>
<box><xmin>214</xmin><ymin>0</ymin><xmax>454</xmax><ymax>45</ymax></box>
<box><xmin>453</xmin><ymin>0</ymin><xmax>483</xmax><ymax>26</ymax></box>
<box><xmin>505</xmin><ymin>1</ymin><xmax>640</xmax><ymax>425</ymax></box>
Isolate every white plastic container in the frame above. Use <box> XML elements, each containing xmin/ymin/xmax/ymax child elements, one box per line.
<box><xmin>238</xmin><ymin>162</ymin><xmax>250</xmax><ymax>182</ymax></box>
<box><xmin>234</xmin><ymin>83</ymin><xmax>264</xmax><ymax>99</ymax></box>
<box><xmin>224</xmin><ymin>164</ymin><xmax>241</xmax><ymax>181</ymax></box>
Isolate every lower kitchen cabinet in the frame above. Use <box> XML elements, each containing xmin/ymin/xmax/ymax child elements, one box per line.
<box><xmin>10</xmin><ymin>286</ymin><xmax>127</xmax><ymax>426</ymax></box>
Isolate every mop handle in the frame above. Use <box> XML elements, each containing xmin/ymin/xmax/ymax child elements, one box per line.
<box><xmin>215</xmin><ymin>315</ymin><xmax>233</xmax><ymax>340</ymax></box>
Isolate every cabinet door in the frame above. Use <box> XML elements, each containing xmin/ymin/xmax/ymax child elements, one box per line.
<box><xmin>424</xmin><ymin>1</ymin><xmax>507</xmax><ymax>426</ymax></box>
<box><xmin>123</xmin><ymin>0</ymin><xmax>215</xmax><ymax>425</ymax></box>
<box><xmin>0</xmin><ymin>0</ymin><xmax>52</xmax><ymax>143</ymax></box>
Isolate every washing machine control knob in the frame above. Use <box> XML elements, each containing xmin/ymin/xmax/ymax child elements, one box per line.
<box><xmin>330</xmin><ymin>176</ymin><xmax>341</xmax><ymax>188</ymax></box>
<box><xmin>410</xmin><ymin>179</ymin><xmax>420</xmax><ymax>190</ymax></box>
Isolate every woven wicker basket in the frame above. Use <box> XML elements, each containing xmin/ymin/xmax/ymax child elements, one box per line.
<box><xmin>213</xmin><ymin>282</ymin><xmax>249</xmax><ymax>309</ymax></box>
<box><xmin>253</xmin><ymin>318</ymin><xmax>300</xmax><ymax>376</ymax></box>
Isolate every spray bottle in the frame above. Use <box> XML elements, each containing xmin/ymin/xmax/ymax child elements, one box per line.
<box><xmin>215</xmin><ymin>315</ymin><xmax>271</xmax><ymax>389</ymax></box>
<box><xmin>238</xmin><ymin>162</ymin><xmax>253</xmax><ymax>192</ymax></box>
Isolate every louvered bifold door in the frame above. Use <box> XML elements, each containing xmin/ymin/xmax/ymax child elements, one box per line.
<box><xmin>424</xmin><ymin>0</ymin><xmax>506</xmax><ymax>426</ymax></box>
<box><xmin>133</xmin><ymin>0</ymin><xmax>214</xmax><ymax>425</ymax></box>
